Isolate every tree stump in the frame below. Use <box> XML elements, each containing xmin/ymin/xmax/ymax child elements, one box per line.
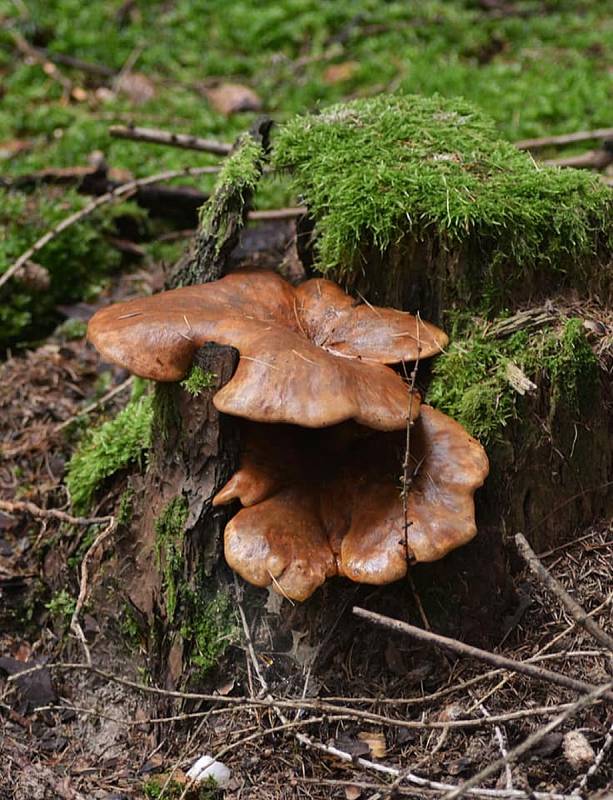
<box><xmin>118</xmin><ymin>99</ymin><xmax>611</xmax><ymax>684</ymax></box>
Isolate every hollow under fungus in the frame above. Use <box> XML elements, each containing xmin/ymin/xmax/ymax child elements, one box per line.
<box><xmin>87</xmin><ymin>270</ymin><xmax>448</xmax><ymax>430</ymax></box>
<box><xmin>213</xmin><ymin>406</ymin><xmax>489</xmax><ymax>601</ymax></box>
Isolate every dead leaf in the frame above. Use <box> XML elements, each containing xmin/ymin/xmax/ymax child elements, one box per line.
<box><xmin>14</xmin><ymin>261</ymin><xmax>51</xmax><ymax>292</ymax></box>
<box><xmin>527</xmin><ymin>732</ymin><xmax>563</xmax><ymax>758</ymax></box>
<box><xmin>437</xmin><ymin>702</ymin><xmax>464</xmax><ymax>722</ymax></box>
<box><xmin>447</xmin><ymin>756</ymin><xmax>473</xmax><ymax>776</ymax></box>
<box><xmin>333</xmin><ymin>735</ymin><xmax>371</xmax><ymax>758</ymax></box>
<box><xmin>71</xmin><ymin>87</ymin><xmax>89</xmax><ymax>102</ymax></box>
<box><xmin>0</xmin><ymin>139</ymin><xmax>32</xmax><ymax>160</ymax></box>
<box><xmin>265</xmin><ymin>585</ymin><xmax>284</xmax><ymax>614</ymax></box>
<box><xmin>116</xmin><ymin>72</ymin><xmax>156</xmax><ymax>105</ymax></box>
<box><xmin>357</xmin><ymin>731</ymin><xmax>386</xmax><ymax>759</ymax></box>
<box><xmin>563</xmin><ymin>730</ymin><xmax>595</xmax><ymax>770</ymax></box>
<box><xmin>0</xmin><ymin>657</ymin><xmax>57</xmax><ymax>708</ymax></box>
<box><xmin>323</xmin><ymin>61</ymin><xmax>359</xmax><ymax>84</ymax></box>
<box><xmin>288</xmin><ymin>629</ymin><xmax>319</xmax><ymax>670</ymax></box>
<box><xmin>204</xmin><ymin>82</ymin><xmax>262</xmax><ymax>116</ymax></box>
<box><xmin>345</xmin><ymin>787</ymin><xmax>362</xmax><ymax>799</ymax></box>
<box><xmin>215</xmin><ymin>677</ymin><xmax>235</xmax><ymax>696</ymax></box>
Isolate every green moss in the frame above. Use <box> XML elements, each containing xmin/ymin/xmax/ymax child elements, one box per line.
<box><xmin>199</xmin><ymin>134</ymin><xmax>265</xmax><ymax>253</ymax></box>
<box><xmin>152</xmin><ymin>383</ymin><xmax>181</xmax><ymax>442</ymax></box>
<box><xmin>143</xmin><ymin>776</ymin><xmax>220</xmax><ymax>799</ymax></box>
<box><xmin>117</xmin><ymin>487</ymin><xmax>135</xmax><ymax>527</ymax></box>
<box><xmin>53</xmin><ymin>318</ymin><xmax>88</xmax><ymax>341</ymax></box>
<box><xmin>272</xmin><ymin>94</ymin><xmax>611</xmax><ymax>303</ymax></box>
<box><xmin>45</xmin><ymin>589</ymin><xmax>76</xmax><ymax>625</ymax></box>
<box><xmin>181</xmin><ymin>590</ymin><xmax>238</xmax><ymax>677</ymax></box>
<box><xmin>66</xmin><ymin>392</ymin><xmax>153</xmax><ymax>513</ymax></box>
<box><xmin>428</xmin><ymin>316</ymin><xmax>600</xmax><ymax>444</ymax></box>
<box><xmin>536</xmin><ymin>317</ymin><xmax>599</xmax><ymax>415</ymax></box>
<box><xmin>2</xmin><ymin>2</ymin><xmax>613</xmax><ymax>346</ymax></box>
<box><xmin>154</xmin><ymin>497</ymin><xmax>236</xmax><ymax>673</ymax></box>
<box><xmin>119</xmin><ymin>603</ymin><xmax>143</xmax><ymax>650</ymax></box>
<box><xmin>181</xmin><ymin>366</ymin><xmax>217</xmax><ymax>397</ymax></box>
<box><xmin>0</xmin><ymin>190</ymin><xmax>144</xmax><ymax>347</ymax></box>
<box><xmin>155</xmin><ymin>496</ymin><xmax>189</xmax><ymax>622</ymax></box>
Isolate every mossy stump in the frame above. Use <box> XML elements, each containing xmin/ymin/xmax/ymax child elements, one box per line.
<box><xmin>273</xmin><ymin>95</ymin><xmax>612</xmax><ymax>552</ymax></box>
<box><xmin>115</xmin><ymin>96</ymin><xmax>611</xmax><ymax>684</ymax></box>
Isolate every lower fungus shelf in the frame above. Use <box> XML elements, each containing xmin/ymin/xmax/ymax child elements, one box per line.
<box><xmin>213</xmin><ymin>405</ymin><xmax>489</xmax><ymax>601</ymax></box>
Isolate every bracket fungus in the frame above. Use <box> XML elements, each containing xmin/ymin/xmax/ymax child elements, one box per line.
<box><xmin>213</xmin><ymin>406</ymin><xmax>489</xmax><ymax>601</ymax></box>
<box><xmin>87</xmin><ymin>270</ymin><xmax>447</xmax><ymax>430</ymax></box>
<box><xmin>87</xmin><ymin>269</ymin><xmax>487</xmax><ymax>602</ymax></box>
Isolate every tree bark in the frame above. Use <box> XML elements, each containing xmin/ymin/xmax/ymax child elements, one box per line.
<box><xmin>124</xmin><ymin>120</ymin><xmax>271</xmax><ymax>687</ymax></box>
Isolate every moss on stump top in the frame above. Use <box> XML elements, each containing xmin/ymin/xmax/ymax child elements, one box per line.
<box><xmin>272</xmin><ymin>94</ymin><xmax>611</xmax><ymax>311</ymax></box>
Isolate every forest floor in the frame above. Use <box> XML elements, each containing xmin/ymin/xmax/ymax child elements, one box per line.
<box><xmin>1</xmin><ymin>2</ymin><xmax>612</xmax><ymax>799</ymax></box>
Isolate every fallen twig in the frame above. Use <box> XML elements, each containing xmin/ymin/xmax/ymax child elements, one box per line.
<box><xmin>541</xmin><ymin>147</ymin><xmax>613</xmax><ymax>170</ymax></box>
<box><xmin>109</xmin><ymin>124</ymin><xmax>232</xmax><ymax>155</ymax></box>
<box><xmin>0</xmin><ymin>499</ymin><xmax>113</xmax><ymax>528</ymax></box>
<box><xmin>0</xmin><ymin>165</ymin><xmax>219</xmax><ymax>292</ymax></box>
<box><xmin>443</xmin><ymin>681</ymin><xmax>613</xmax><ymax>800</ymax></box>
<box><xmin>515</xmin><ymin>127</ymin><xmax>613</xmax><ymax>150</ymax></box>
<box><xmin>54</xmin><ymin>377</ymin><xmax>134</xmax><ymax>433</ymax></box>
<box><xmin>10</xmin><ymin>30</ymin><xmax>73</xmax><ymax>98</ymax></box>
<box><xmin>515</xmin><ymin>532</ymin><xmax>613</xmax><ymax>653</ymax></box>
<box><xmin>70</xmin><ymin>517</ymin><xmax>116</xmax><ymax>664</ymax></box>
<box><xmin>352</xmin><ymin>607</ymin><xmax>613</xmax><ymax>701</ymax></box>
<box><xmin>7</xmin><ymin>660</ymin><xmax>603</xmax><ymax>729</ymax></box>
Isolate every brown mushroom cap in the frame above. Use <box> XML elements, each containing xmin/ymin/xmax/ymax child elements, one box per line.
<box><xmin>213</xmin><ymin>405</ymin><xmax>489</xmax><ymax>601</ymax></box>
<box><xmin>87</xmin><ymin>270</ymin><xmax>448</xmax><ymax>430</ymax></box>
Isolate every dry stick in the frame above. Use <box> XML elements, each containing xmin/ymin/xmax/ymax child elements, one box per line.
<box><xmin>467</xmin><ymin>594</ymin><xmax>613</xmax><ymax>713</ymax></box>
<box><xmin>109</xmin><ymin>124</ymin><xmax>232</xmax><ymax>156</ymax></box>
<box><xmin>442</xmin><ymin>681</ymin><xmax>613</xmax><ymax>800</ymax></box>
<box><xmin>0</xmin><ymin>499</ymin><xmax>113</xmax><ymax>528</ymax></box>
<box><xmin>296</xmin><ymin>777</ymin><xmax>575</xmax><ymax>800</ymax></box>
<box><xmin>248</xmin><ymin>206</ymin><xmax>307</xmax><ymax>220</ymax></box>
<box><xmin>352</xmin><ymin>607</ymin><xmax>613</xmax><ymax>702</ymax></box>
<box><xmin>0</xmin><ymin>165</ymin><xmax>220</xmax><ymax>292</ymax></box>
<box><xmin>401</xmin><ymin>313</ymin><xmax>422</xmax><ymax>569</ymax></box>
<box><xmin>70</xmin><ymin>517</ymin><xmax>116</xmax><ymax>665</ymax></box>
<box><xmin>577</xmin><ymin>720</ymin><xmax>613</xmax><ymax>790</ymax></box>
<box><xmin>515</xmin><ymin>127</ymin><xmax>613</xmax><ymax>150</ymax></box>
<box><xmin>515</xmin><ymin>532</ymin><xmax>613</xmax><ymax>654</ymax></box>
<box><xmin>54</xmin><ymin>377</ymin><xmax>134</xmax><ymax>433</ymax></box>
<box><xmin>7</xmin><ymin>661</ymin><xmax>603</xmax><ymax>732</ymax></box>
<box><xmin>541</xmin><ymin>148</ymin><xmax>613</xmax><ymax>170</ymax></box>
<box><xmin>228</xmin><ymin>588</ymin><xmax>574</xmax><ymax>800</ymax></box>
<box><xmin>473</xmin><ymin>696</ymin><xmax>513</xmax><ymax>792</ymax></box>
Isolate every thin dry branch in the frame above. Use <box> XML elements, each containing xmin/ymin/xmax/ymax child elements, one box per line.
<box><xmin>0</xmin><ymin>165</ymin><xmax>219</xmax><ymax>292</ymax></box>
<box><xmin>515</xmin><ymin>127</ymin><xmax>613</xmax><ymax>150</ymax></box>
<box><xmin>109</xmin><ymin>124</ymin><xmax>232</xmax><ymax>155</ymax></box>
<box><xmin>352</xmin><ymin>607</ymin><xmax>613</xmax><ymax>701</ymax></box>
<box><xmin>443</xmin><ymin>681</ymin><xmax>613</xmax><ymax>800</ymax></box>
<box><xmin>70</xmin><ymin>517</ymin><xmax>116</xmax><ymax>665</ymax></box>
<box><xmin>8</xmin><ymin>661</ymin><xmax>603</xmax><ymax>730</ymax></box>
<box><xmin>541</xmin><ymin>148</ymin><xmax>613</xmax><ymax>170</ymax></box>
<box><xmin>54</xmin><ymin>377</ymin><xmax>134</xmax><ymax>433</ymax></box>
<box><xmin>0</xmin><ymin>499</ymin><xmax>113</xmax><ymax>528</ymax></box>
<box><xmin>515</xmin><ymin>532</ymin><xmax>613</xmax><ymax>653</ymax></box>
